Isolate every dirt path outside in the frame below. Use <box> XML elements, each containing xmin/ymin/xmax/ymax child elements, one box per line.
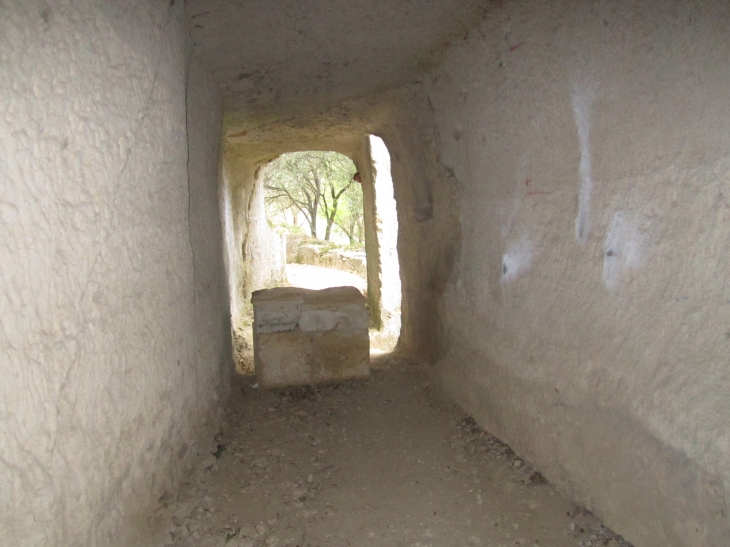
<box><xmin>285</xmin><ymin>264</ymin><xmax>367</xmax><ymax>292</ymax></box>
<box><xmin>158</xmin><ymin>356</ymin><xmax>632</xmax><ymax>547</ymax></box>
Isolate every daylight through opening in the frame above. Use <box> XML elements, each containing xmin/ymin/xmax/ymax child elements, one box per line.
<box><xmin>264</xmin><ymin>151</ymin><xmax>368</xmax><ymax>294</ymax></box>
<box><xmin>248</xmin><ymin>138</ymin><xmax>402</xmax><ymax>361</ymax></box>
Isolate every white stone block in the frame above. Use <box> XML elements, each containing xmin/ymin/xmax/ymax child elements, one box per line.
<box><xmin>251</xmin><ymin>286</ymin><xmax>370</xmax><ymax>388</ymax></box>
<box><xmin>252</xmin><ymin>287</ymin><xmax>303</xmax><ymax>333</ymax></box>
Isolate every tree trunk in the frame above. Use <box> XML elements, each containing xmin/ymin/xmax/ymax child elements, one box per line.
<box><xmin>310</xmin><ymin>194</ymin><xmax>319</xmax><ymax>237</ymax></box>
<box><xmin>324</xmin><ymin>215</ymin><xmax>335</xmax><ymax>241</ymax></box>
<box><xmin>310</xmin><ymin>217</ymin><xmax>317</xmax><ymax>237</ymax></box>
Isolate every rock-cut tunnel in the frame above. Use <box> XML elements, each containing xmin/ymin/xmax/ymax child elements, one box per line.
<box><xmin>1</xmin><ymin>1</ymin><xmax>730</xmax><ymax>546</ymax></box>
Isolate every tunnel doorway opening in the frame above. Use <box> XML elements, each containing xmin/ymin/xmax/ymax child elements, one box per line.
<box><xmin>229</xmin><ymin>137</ymin><xmax>402</xmax><ymax>376</ymax></box>
<box><xmin>263</xmin><ymin>150</ymin><xmax>369</xmax><ymax>296</ymax></box>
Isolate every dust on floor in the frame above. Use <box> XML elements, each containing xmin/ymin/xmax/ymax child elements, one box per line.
<box><xmin>159</xmin><ymin>356</ymin><xmax>632</xmax><ymax>547</ymax></box>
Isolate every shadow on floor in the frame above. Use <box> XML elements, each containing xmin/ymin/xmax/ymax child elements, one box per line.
<box><xmin>156</xmin><ymin>355</ymin><xmax>632</xmax><ymax>547</ymax></box>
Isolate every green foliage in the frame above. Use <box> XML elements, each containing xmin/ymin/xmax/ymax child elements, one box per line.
<box><xmin>263</xmin><ymin>151</ymin><xmax>363</xmax><ymax>243</ymax></box>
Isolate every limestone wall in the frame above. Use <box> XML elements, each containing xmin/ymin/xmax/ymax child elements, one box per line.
<box><xmin>0</xmin><ymin>2</ymin><xmax>230</xmax><ymax>545</ymax></box>
<box><xmin>245</xmin><ymin>166</ymin><xmax>288</xmax><ymax>295</ymax></box>
<box><xmin>427</xmin><ymin>1</ymin><xmax>730</xmax><ymax>545</ymax></box>
<box><xmin>220</xmin><ymin>150</ymin><xmax>287</xmax><ymax>337</ymax></box>
<box><xmin>375</xmin><ymin>89</ymin><xmax>462</xmax><ymax>359</ymax></box>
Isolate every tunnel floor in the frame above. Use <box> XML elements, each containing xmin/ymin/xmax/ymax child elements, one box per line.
<box><xmin>159</xmin><ymin>356</ymin><xmax>630</xmax><ymax>547</ymax></box>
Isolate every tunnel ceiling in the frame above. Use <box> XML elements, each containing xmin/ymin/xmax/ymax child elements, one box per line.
<box><xmin>187</xmin><ymin>0</ymin><xmax>486</xmax><ymax>126</ymax></box>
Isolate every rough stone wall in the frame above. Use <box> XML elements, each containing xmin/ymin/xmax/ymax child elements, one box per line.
<box><xmin>221</xmin><ymin>149</ymin><xmax>287</xmax><ymax>338</ymax></box>
<box><xmin>376</xmin><ymin>89</ymin><xmax>462</xmax><ymax>359</ymax></box>
<box><xmin>186</xmin><ymin>51</ymin><xmax>232</xmax><ymax>449</ymax></box>
<box><xmin>358</xmin><ymin>138</ymin><xmax>383</xmax><ymax>327</ymax></box>
<box><xmin>189</xmin><ymin>0</ymin><xmax>486</xmax><ymax>125</ymax></box>
<box><xmin>427</xmin><ymin>1</ymin><xmax>730</xmax><ymax>545</ymax></box>
<box><xmin>0</xmin><ymin>2</ymin><xmax>230</xmax><ymax>546</ymax></box>
<box><xmin>248</xmin><ymin>168</ymin><xmax>288</xmax><ymax>294</ymax></box>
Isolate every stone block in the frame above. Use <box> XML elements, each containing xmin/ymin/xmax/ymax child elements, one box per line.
<box><xmin>300</xmin><ymin>287</ymin><xmax>370</xmax><ymax>332</ymax></box>
<box><xmin>251</xmin><ymin>287</ymin><xmax>303</xmax><ymax>333</ymax></box>
<box><xmin>310</xmin><ymin>330</ymin><xmax>369</xmax><ymax>383</ymax></box>
<box><xmin>251</xmin><ymin>286</ymin><xmax>370</xmax><ymax>388</ymax></box>
<box><xmin>254</xmin><ymin>331</ymin><xmax>313</xmax><ymax>387</ymax></box>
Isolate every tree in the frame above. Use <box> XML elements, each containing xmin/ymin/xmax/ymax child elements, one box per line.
<box><xmin>333</xmin><ymin>181</ymin><xmax>364</xmax><ymax>245</ymax></box>
<box><xmin>263</xmin><ymin>151</ymin><xmax>358</xmax><ymax>241</ymax></box>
